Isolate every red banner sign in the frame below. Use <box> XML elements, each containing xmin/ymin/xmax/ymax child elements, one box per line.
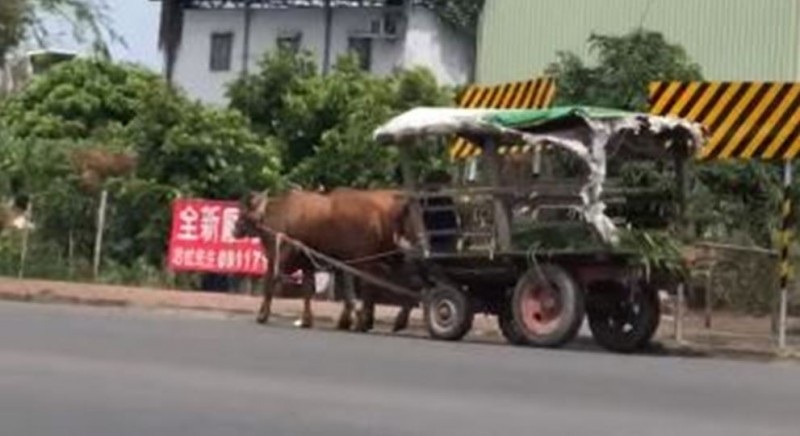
<box><xmin>167</xmin><ymin>199</ymin><xmax>268</xmax><ymax>275</ymax></box>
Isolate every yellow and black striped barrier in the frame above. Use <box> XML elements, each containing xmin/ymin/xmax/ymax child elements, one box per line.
<box><xmin>650</xmin><ymin>81</ymin><xmax>800</xmax><ymax>347</ymax></box>
<box><xmin>449</xmin><ymin>78</ymin><xmax>557</xmax><ymax>159</ymax></box>
<box><xmin>649</xmin><ymin>81</ymin><xmax>800</xmax><ymax>160</ymax></box>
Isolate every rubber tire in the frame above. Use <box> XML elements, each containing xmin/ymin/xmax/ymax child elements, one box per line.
<box><xmin>638</xmin><ymin>286</ymin><xmax>662</xmax><ymax>349</ymax></box>
<box><xmin>423</xmin><ymin>285</ymin><xmax>474</xmax><ymax>341</ymax></box>
<box><xmin>587</xmin><ymin>281</ymin><xmax>661</xmax><ymax>353</ymax></box>
<box><xmin>510</xmin><ymin>264</ymin><xmax>585</xmax><ymax>348</ymax></box>
<box><xmin>497</xmin><ymin>295</ymin><xmax>526</xmax><ymax>345</ymax></box>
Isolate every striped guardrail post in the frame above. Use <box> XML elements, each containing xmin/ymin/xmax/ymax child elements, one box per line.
<box><xmin>449</xmin><ymin>78</ymin><xmax>557</xmax><ymax>160</ymax></box>
<box><xmin>778</xmin><ymin>162</ymin><xmax>793</xmax><ymax>349</ymax></box>
<box><xmin>649</xmin><ymin>81</ymin><xmax>800</xmax><ymax>349</ymax></box>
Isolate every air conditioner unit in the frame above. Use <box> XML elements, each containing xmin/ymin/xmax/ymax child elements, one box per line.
<box><xmin>381</xmin><ymin>12</ymin><xmax>403</xmax><ymax>38</ymax></box>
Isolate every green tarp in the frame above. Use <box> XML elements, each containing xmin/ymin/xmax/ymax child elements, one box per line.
<box><xmin>483</xmin><ymin>106</ymin><xmax>637</xmax><ymax>129</ymax></box>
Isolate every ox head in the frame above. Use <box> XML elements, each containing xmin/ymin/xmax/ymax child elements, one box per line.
<box><xmin>233</xmin><ymin>190</ymin><xmax>269</xmax><ymax>239</ymax></box>
<box><xmin>392</xmin><ymin>198</ymin><xmax>424</xmax><ymax>252</ymax></box>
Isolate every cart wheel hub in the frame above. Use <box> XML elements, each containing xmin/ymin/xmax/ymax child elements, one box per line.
<box><xmin>434</xmin><ymin>300</ymin><xmax>456</xmax><ymax>325</ymax></box>
<box><xmin>520</xmin><ymin>284</ymin><xmax>561</xmax><ymax>335</ymax></box>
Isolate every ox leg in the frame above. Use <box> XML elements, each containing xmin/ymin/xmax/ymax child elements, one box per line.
<box><xmin>258</xmin><ymin>238</ymin><xmax>286</xmax><ymax>324</ymax></box>
<box><xmin>257</xmin><ymin>276</ymin><xmax>276</xmax><ymax>324</ymax></box>
<box><xmin>355</xmin><ymin>285</ymin><xmax>376</xmax><ymax>333</ymax></box>
<box><xmin>392</xmin><ymin>260</ymin><xmax>420</xmax><ymax>333</ymax></box>
<box><xmin>336</xmin><ymin>272</ymin><xmax>356</xmax><ymax>331</ymax></box>
<box><xmin>393</xmin><ymin>304</ymin><xmax>413</xmax><ymax>333</ymax></box>
<box><xmin>298</xmin><ymin>269</ymin><xmax>314</xmax><ymax>329</ymax></box>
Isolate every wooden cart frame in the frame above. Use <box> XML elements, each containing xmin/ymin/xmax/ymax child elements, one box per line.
<box><xmin>372</xmin><ymin>106</ymin><xmax>707</xmax><ymax>352</ymax></box>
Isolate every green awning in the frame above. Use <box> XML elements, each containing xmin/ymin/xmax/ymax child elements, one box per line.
<box><xmin>484</xmin><ymin>106</ymin><xmax>636</xmax><ymax>129</ymax></box>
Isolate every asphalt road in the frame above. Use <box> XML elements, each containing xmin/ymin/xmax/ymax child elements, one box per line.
<box><xmin>0</xmin><ymin>301</ymin><xmax>798</xmax><ymax>436</ymax></box>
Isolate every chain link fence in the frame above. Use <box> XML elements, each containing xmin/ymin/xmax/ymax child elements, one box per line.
<box><xmin>0</xmin><ymin>195</ymin><xmax>324</xmax><ymax>301</ymax></box>
<box><xmin>0</xmin><ymin>201</ymin><xmax>256</xmax><ymax>294</ymax></box>
<box><xmin>661</xmin><ymin>242</ymin><xmax>800</xmax><ymax>354</ymax></box>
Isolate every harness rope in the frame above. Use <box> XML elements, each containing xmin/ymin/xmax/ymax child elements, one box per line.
<box><xmin>254</xmin><ymin>223</ymin><xmax>420</xmax><ymax>301</ymax></box>
<box><xmin>343</xmin><ymin>249</ymin><xmax>403</xmax><ymax>265</ymax></box>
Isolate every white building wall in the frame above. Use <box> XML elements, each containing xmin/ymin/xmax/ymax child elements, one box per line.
<box><xmin>245</xmin><ymin>8</ymin><xmax>407</xmax><ymax>74</ymax></box>
<box><xmin>173</xmin><ymin>10</ymin><xmax>245</xmax><ymax>104</ymax></box>
<box><xmin>403</xmin><ymin>7</ymin><xmax>473</xmax><ymax>86</ymax></box>
<box><xmin>245</xmin><ymin>8</ymin><xmax>325</xmax><ymax>73</ymax></box>
<box><xmin>172</xmin><ymin>6</ymin><xmax>471</xmax><ymax>105</ymax></box>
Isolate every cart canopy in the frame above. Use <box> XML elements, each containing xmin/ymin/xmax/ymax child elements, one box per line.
<box><xmin>373</xmin><ymin>105</ymin><xmax>707</xmax><ymax>155</ymax></box>
<box><xmin>372</xmin><ymin>106</ymin><xmax>708</xmax><ymax>246</ymax></box>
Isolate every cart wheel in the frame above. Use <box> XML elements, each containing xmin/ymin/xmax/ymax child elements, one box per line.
<box><xmin>423</xmin><ymin>284</ymin><xmax>473</xmax><ymax>341</ymax></box>
<box><xmin>511</xmin><ymin>264</ymin><xmax>584</xmax><ymax>348</ymax></box>
<box><xmin>586</xmin><ymin>280</ymin><xmax>661</xmax><ymax>353</ymax></box>
<box><xmin>497</xmin><ymin>296</ymin><xmax>525</xmax><ymax>345</ymax></box>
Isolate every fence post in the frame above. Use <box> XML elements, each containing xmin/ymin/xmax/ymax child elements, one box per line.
<box><xmin>778</xmin><ymin>162</ymin><xmax>793</xmax><ymax>350</ymax></box>
<box><xmin>17</xmin><ymin>201</ymin><xmax>32</xmax><ymax>279</ymax></box>
<box><xmin>92</xmin><ymin>189</ymin><xmax>109</xmax><ymax>280</ymax></box>
<box><xmin>704</xmin><ymin>266</ymin><xmax>713</xmax><ymax>329</ymax></box>
<box><xmin>675</xmin><ymin>282</ymin><xmax>685</xmax><ymax>343</ymax></box>
<box><xmin>67</xmin><ymin>228</ymin><xmax>75</xmax><ymax>279</ymax></box>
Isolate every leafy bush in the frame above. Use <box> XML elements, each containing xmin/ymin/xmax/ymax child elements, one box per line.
<box><xmin>0</xmin><ymin>58</ymin><xmax>282</xmax><ymax>276</ymax></box>
<box><xmin>228</xmin><ymin>52</ymin><xmax>453</xmax><ymax>189</ymax></box>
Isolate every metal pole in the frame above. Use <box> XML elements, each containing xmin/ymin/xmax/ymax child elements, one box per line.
<box><xmin>93</xmin><ymin>189</ymin><xmax>109</xmax><ymax>280</ymax></box>
<box><xmin>675</xmin><ymin>282</ymin><xmax>685</xmax><ymax>343</ymax></box>
<box><xmin>322</xmin><ymin>0</ymin><xmax>333</xmax><ymax>75</ymax></box>
<box><xmin>704</xmin><ymin>267</ymin><xmax>712</xmax><ymax>329</ymax></box>
<box><xmin>778</xmin><ymin>161</ymin><xmax>792</xmax><ymax>350</ymax></box>
<box><xmin>242</xmin><ymin>0</ymin><xmax>252</xmax><ymax>75</ymax></box>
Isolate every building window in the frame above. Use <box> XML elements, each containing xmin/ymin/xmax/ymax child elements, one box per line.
<box><xmin>347</xmin><ymin>37</ymin><xmax>372</xmax><ymax>71</ymax></box>
<box><xmin>209</xmin><ymin>32</ymin><xmax>234</xmax><ymax>72</ymax></box>
<box><xmin>276</xmin><ymin>32</ymin><xmax>302</xmax><ymax>54</ymax></box>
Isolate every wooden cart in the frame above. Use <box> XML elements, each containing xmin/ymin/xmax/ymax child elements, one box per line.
<box><xmin>372</xmin><ymin>106</ymin><xmax>706</xmax><ymax>352</ymax></box>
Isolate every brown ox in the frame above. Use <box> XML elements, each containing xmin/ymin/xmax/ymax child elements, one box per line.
<box><xmin>233</xmin><ymin>188</ymin><xmax>419</xmax><ymax>332</ymax></box>
<box><xmin>328</xmin><ymin>188</ymin><xmax>421</xmax><ymax>331</ymax></box>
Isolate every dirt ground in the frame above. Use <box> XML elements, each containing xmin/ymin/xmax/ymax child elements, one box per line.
<box><xmin>0</xmin><ymin>277</ymin><xmax>797</xmax><ymax>360</ymax></box>
<box><xmin>658</xmin><ymin>309</ymin><xmax>800</xmax><ymax>357</ymax></box>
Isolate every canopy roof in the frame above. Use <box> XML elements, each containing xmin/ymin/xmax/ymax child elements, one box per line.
<box><xmin>372</xmin><ymin>105</ymin><xmax>708</xmax><ymax>151</ymax></box>
<box><xmin>485</xmin><ymin>106</ymin><xmax>635</xmax><ymax>128</ymax></box>
<box><xmin>150</xmin><ymin>0</ymin><xmax>408</xmax><ymax>9</ymax></box>
<box><xmin>372</xmin><ymin>106</ymin><xmax>709</xmax><ymax>246</ymax></box>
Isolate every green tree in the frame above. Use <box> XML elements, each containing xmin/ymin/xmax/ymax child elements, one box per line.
<box><xmin>1</xmin><ymin>58</ymin><xmax>157</xmax><ymax>138</ymax></box>
<box><xmin>545</xmin><ymin>28</ymin><xmax>704</xmax><ymax>227</ymax></box>
<box><xmin>546</xmin><ymin>28</ymin><xmax>702</xmax><ymax>111</ymax></box>
<box><xmin>0</xmin><ymin>58</ymin><xmax>282</xmax><ymax>269</ymax></box>
<box><xmin>545</xmin><ymin>28</ymin><xmax>784</xmax><ymax>249</ymax></box>
<box><xmin>226</xmin><ymin>48</ymin><xmax>316</xmax><ymax>142</ymax></box>
<box><xmin>421</xmin><ymin>0</ymin><xmax>485</xmax><ymax>37</ymax></box>
<box><xmin>229</xmin><ymin>51</ymin><xmax>453</xmax><ymax>189</ymax></box>
<box><xmin>0</xmin><ymin>0</ymin><xmax>119</xmax><ymax>66</ymax></box>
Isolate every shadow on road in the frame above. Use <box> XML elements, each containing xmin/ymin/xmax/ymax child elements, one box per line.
<box><xmin>249</xmin><ymin>312</ymin><xmax>721</xmax><ymax>361</ymax></box>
